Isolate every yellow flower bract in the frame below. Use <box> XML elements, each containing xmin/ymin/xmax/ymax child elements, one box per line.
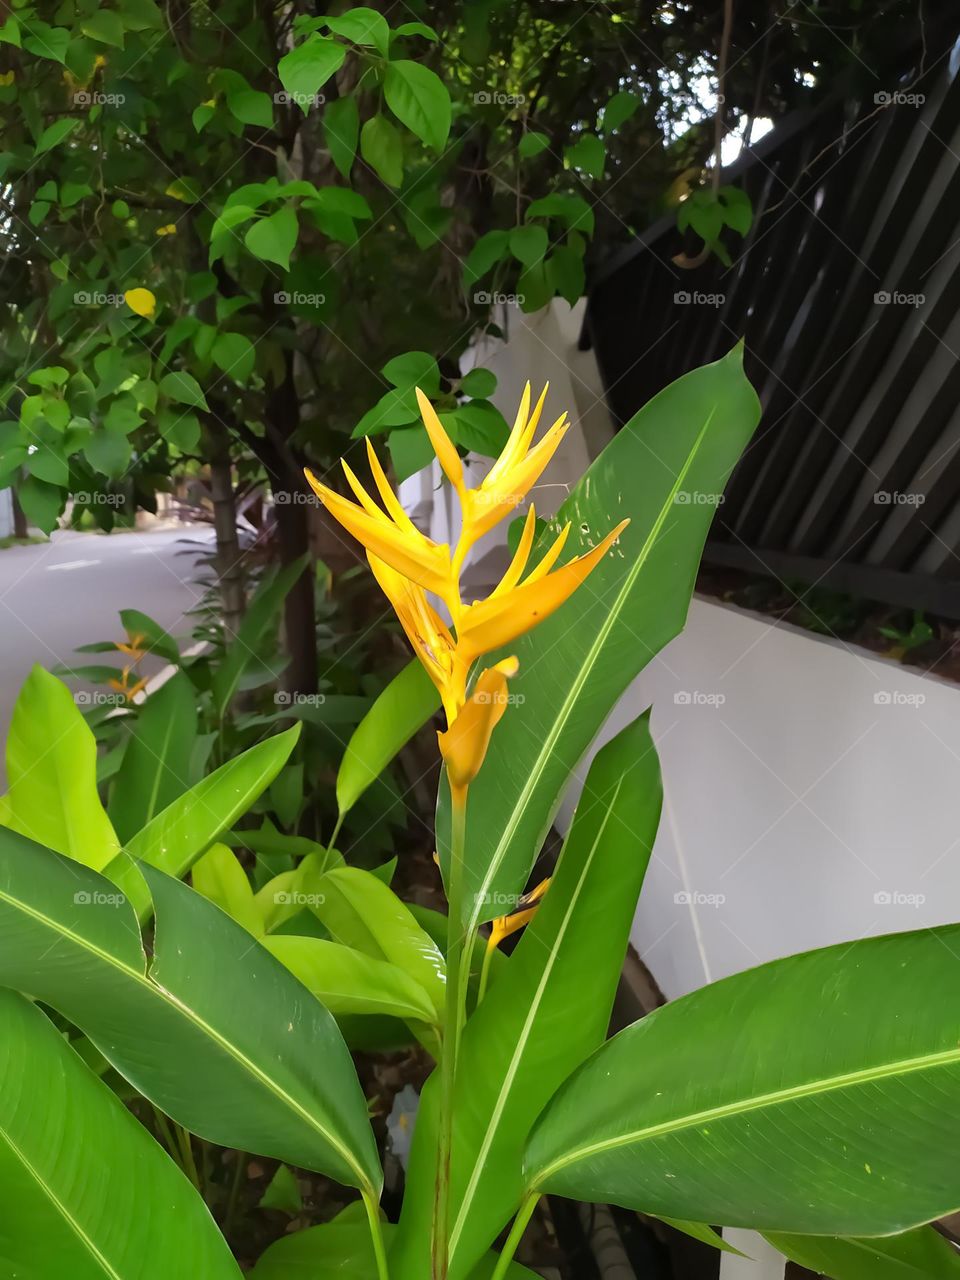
<box><xmin>305</xmin><ymin>383</ymin><xmax>628</xmax><ymax>784</ymax></box>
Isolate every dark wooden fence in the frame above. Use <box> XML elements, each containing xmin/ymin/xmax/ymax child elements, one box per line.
<box><xmin>586</xmin><ymin>33</ymin><xmax>960</xmax><ymax>619</ymax></box>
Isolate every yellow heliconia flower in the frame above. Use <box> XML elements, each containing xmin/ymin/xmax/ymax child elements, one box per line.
<box><xmin>114</xmin><ymin>630</ymin><xmax>147</xmax><ymax>660</ymax></box>
<box><xmin>304</xmin><ymin>383</ymin><xmax>629</xmax><ymax>788</ymax></box>
<box><xmin>487</xmin><ymin>878</ymin><xmax>551</xmax><ymax>952</ymax></box>
<box><xmin>108</xmin><ymin>666</ymin><xmax>148</xmax><ymax>702</ymax></box>
<box><xmin>124</xmin><ymin>288</ymin><xmax>156</xmax><ymax>319</ymax></box>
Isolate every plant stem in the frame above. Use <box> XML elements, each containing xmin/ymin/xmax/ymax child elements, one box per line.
<box><xmin>223</xmin><ymin>1150</ymin><xmax>246</xmax><ymax>1238</ymax></box>
<box><xmin>490</xmin><ymin>1194</ymin><xmax>540</xmax><ymax>1280</ymax></box>
<box><xmin>175</xmin><ymin>1124</ymin><xmax>201</xmax><ymax>1191</ymax></box>
<box><xmin>362</xmin><ymin>1188</ymin><xmax>390</xmax><ymax>1280</ymax></box>
<box><xmin>433</xmin><ymin>786</ymin><xmax>469</xmax><ymax>1279</ymax></box>
<box><xmin>477</xmin><ymin>936</ymin><xmax>495</xmax><ymax>1004</ymax></box>
<box><xmin>328</xmin><ymin>811</ymin><xmax>345</xmax><ymax>850</ymax></box>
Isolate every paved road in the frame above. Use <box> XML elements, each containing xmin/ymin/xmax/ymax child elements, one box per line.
<box><xmin>0</xmin><ymin>525</ymin><xmax>215</xmax><ymax>754</ymax></box>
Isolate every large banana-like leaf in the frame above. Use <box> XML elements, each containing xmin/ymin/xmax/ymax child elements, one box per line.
<box><xmin>0</xmin><ymin>988</ymin><xmax>241</xmax><ymax>1279</ymax></box>
<box><xmin>0</xmin><ymin>826</ymin><xmax>380</xmax><ymax>1195</ymax></box>
<box><xmin>108</xmin><ymin>670</ymin><xmax>199</xmax><ymax>843</ymax></box>
<box><xmin>336</xmin><ymin>659</ymin><xmax>440</xmax><ymax>818</ymax></box>
<box><xmin>766</xmin><ymin>1227</ymin><xmax>960</xmax><ymax>1278</ymax></box>
<box><xmin>105</xmin><ymin>725</ymin><xmax>300</xmax><ymax>916</ymax></box>
<box><xmin>525</xmin><ymin>926</ymin><xmax>960</xmax><ymax>1235</ymax></box>
<box><xmin>1</xmin><ymin>665</ymin><xmax>119</xmax><ymax>869</ymax></box>
<box><xmin>393</xmin><ymin>713</ymin><xmax>662</xmax><ymax>1280</ymax></box>
<box><xmin>249</xmin><ymin>1218</ymin><xmax>539</xmax><ymax>1280</ymax></box>
<box><xmin>437</xmin><ymin>346</ymin><xmax>759</xmax><ymax>928</ymax></box>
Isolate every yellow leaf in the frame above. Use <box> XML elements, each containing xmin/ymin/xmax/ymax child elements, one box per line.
<box><xmin>123</xmin><ymin>287</ymin><xmax>156</xmax><ymax>319</ymax></box>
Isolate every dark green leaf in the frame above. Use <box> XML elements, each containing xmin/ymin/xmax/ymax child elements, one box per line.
<box><xmin>383</xmin><ymin>60</ymin><xmax>450</xmax><ymax>151</ymax></box>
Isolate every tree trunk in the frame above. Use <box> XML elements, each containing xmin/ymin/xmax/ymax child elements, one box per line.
<box><xmin>11</xmin><ymin>488</ymin><xmax>27</xmax><ymax>539</ymax></box>
<box><xmin>274</xmin><ymin>495</ymin><xmax>317</xmax><ymax>695</ymax></box>
<box><xmin>206</xmin><ymin>425</ymin><xmax>246</xmax><ymax>640</ymax></box>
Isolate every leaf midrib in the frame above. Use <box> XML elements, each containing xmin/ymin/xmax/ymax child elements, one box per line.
<box><xmin>467</xmin><ymin>408</ymin><xmax>716</xmax><ymax>935</ymax></box>
<box><xmin>0</xmin><ymin>1117</ymin><xmax>123</xmax><ymax>1279</ymax></box>
<box><xmin>450</xmin><ymin>779</ymin><xmax>623</xmax><ymax>1258</ymax></box>
<box><xmin>532</xmin><ymin>1043</ymin><xmax>960</xmax><ymax>1186</ymax></box>
<box><xmin>0</xmin><ymin>887</ymin><xmax>367</xmax><ymax>1189</ymax></box>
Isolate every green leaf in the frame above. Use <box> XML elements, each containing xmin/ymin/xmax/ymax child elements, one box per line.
<box><xmin>159</xmin><ymin>370</ymin><xmax>209</xmax><ymax>410</ymax></box>
<box><xmin>526</xmin><ymin>926</ymin><xmax>960</xmax><ymax>1234</ymax></box>
<box><xmin>212</xmin><ymin>556</ymin><xmax>308</xmax><ymax>716</ymax></box>
<box><xmin>27</xmin><ymin>365</ymin><xmax>68</xmax><ymax>388</ymax></box>
<box><xmin>382</xmin><ymin>349</ymin><xmax>440</xmax><ymax>392</ymax></box>
<box><xmin>518</xmin><ymin>131</ymin><xmax>549</xmax><ymax>158</ymax></box>
<box><xmin>213</xmin><ymin>331</ymin><xmax>255</xmax><ymax>383</ymax></box>
<box><xmin>547</xmin><ymin>245</ymin><xmax>586</xmax><ymax>305</ymax></box>
<box><xmin>108</xmin><ymin>671</ymin><xmax>198</xmax><ymax>844</ymax></box>
<box><xmin>22</xmin><ymin>22</ymin><xmax>70</xmax><ymax>63</ymax></box>
<box><xmin>250</xmin><ymin>1219</ymin><xmax>540</xmax><ymax>1280</ymax></box>
<box><xmin>324</xmin><ymin>7</ymin><xmax>389</xmax><ymax>57</ymax></box>
<box><xmin>17</xmin><ymin>475</ymin><xmax>63</xmax><ymax>531</ymax></box>
<box><xmin>192</xmin><ymin>841</ymin><xmax>263</xmax><ymax>936</ymax></box>
<box><xmin>226</xmin><ymin>84</ymin><xmax>274</xmax><ymax>128</ymax></box>
<box><xmin>337</xmin><ymin>659</ymin><xmax>440</xmax><ymax>816</ymax></box>
<box><xmin>459</xmin><ymin>367</ymin><xmax>497</xmax><ymax>398</ymax></box>
<box><xmin>80</xmin><ymin>9</ymin><xmax>125</xmax><ymax>46</ymax></box>
<box><xmin>601</xmin><ymin>90</ymin><xmax>640</xmax><ymax>134</ymax></box>
<box><xmin>118</xmin><ymin>607</ymin><xmax>180</xmax><ymax>663</ymax></box>
<box><xmin>383</xmin><ymin>60</ymin><xmax>450</xmax><ymax>151</ymax></box>
<box><xmin>767</xmin><ymin>1226</ymin><xmax>960</xmax><ymax>1278</ymax></box>
<box><xmin>564</xmin><ymin>132</ymin><xmax>605</xmax><ymax>179</ymax></box>
<box><xmin>526</xmin><ymin>193</ymin><xmax>594</xmax><ymax>235</ymax></box>
<box><xmin>245</xmin><ymin>207</ymin><xmax>298</xmax><ymax>270</ymax></box>
<box><xmin>323</xmin><ymin>95</ymin><xmax>359</xmax><ymax>178</ymax></box>
<box><xmin>35</xmin><ymin>117</ymin><xmax>80</xmax><ymax>155</ymax></box>
<box><xmin>105</xmin><ymin>726</ymin><xmax>300</xmax><ymax>917</ymax></box>
<box><xmin>259</xmin><ymin>1163</ymin><xmax>303</xmax><ymax>1215</ymax></box>
<box><xmin>387</xmin><ymin>426</ymin><xmax>435</xmax><ymax>481</ymax></box>
<box><xmin>264</xmin><ymin>936</ymin><xmax>437</xmax><ymax>1022</ymax></box>
<box><xmin>445</xmin><ymin>402</ymin><xmax>509</xmax><ymax>458</ymax></box>
<box><xmin>0</xmin><ymin>989</ymin><xmax>242</xmax><ymax>1279</ymax></box>
<box><xmin>313</xmin><ymin>867</ymin><xmax>445</xmax><ymax>1021</ymax></box>
<box><xmin>509</xmin><ymin>224</ymin><xmax>548</xmax><ymax>267</ymax></box>
<box><xmin>278</xmin><ymin>35</ymin><xmax>345</xmax><ymax>113</ymax></box>
<box><xmin>393</xmin><ymin>21</ymin><xmax>439</xmax><ymax>41</ymax></box>
<box><xmin>440</xmin><ymin>347</ymin><xmax>759</xmax><ymax>929</ymax></box>
<box><xmin>0</xmin><ymin>833</ymin><xmax>381</xmax><ymax>1194</ymax></box>
<box><xmin>393</xmin><ymin>714</ymin><xmax>662</xmax><ymax>1279</ymax></box>
<box><xmin>360</xmin><ymin>113</ymin><xmax>403</xmax><ymax>187</ymax></box>
<box><xmin>463</xmin><ymin>229</ymin><xmax>509</xmax><ymax>286</ymax></box>
<box><xmin>1</xmin><ymin>665</ymin><xmax>119</xmax><ymax>870</ymax></box>
<box><xmin>84</xmin><ymin>428</ymin><xmax>132</xmax><ymax>477</ymax></box>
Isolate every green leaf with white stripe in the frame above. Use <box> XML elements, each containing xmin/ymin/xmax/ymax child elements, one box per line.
<box><xmin>437</xmin><ymin>346</ymin><xmax>759</xmax><ymax>929</ymax></box>
<box><xmin>393</xmin><ymin>714</ymin><xmax>662</xmax><ymax>1280</ymax></box>
<box><xmin>0</xmin><ymin>825</ymin><xmax>381</xmax><ymax>1195</ymax></box>
<box><xmin>525</xmin><ymin>927</ymin><xmax>960</xmax><ymax>1235</ymax></box>
<box><xmin>766</xmin><ymin>1227</ymin><xmax>960</xmax><ymax>1278</ymax></box>
<box><xmin>0</xmin><ymin>988</ymin><xmax>241</xmax><ymax>1279</ymax></box>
